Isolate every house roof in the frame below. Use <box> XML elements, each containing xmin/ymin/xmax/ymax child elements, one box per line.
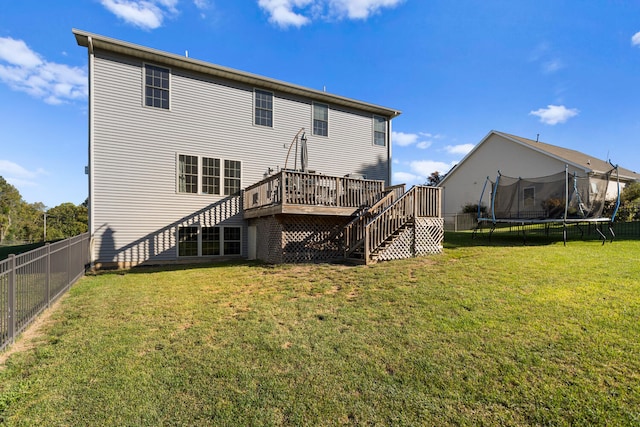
<box><xmin>440</xmin><ymin>130</ymin><xmax>640</xmax><ymax>185</ymax></box>
<box><xmin>73</xmin><ymin>29</ymin><xmax>401</xmax><ymax>119</ymax></box>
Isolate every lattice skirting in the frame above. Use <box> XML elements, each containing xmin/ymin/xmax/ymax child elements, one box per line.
<box><xmin>377</xmin><ymin>217</ymin><xmax>444</xmax><ymax>262</ymax></box>
<box><xmin>415</xmin><ymin>217</ymin><xmax>444</xmax><ymax>256</ymax></box>
<box><xmin>250</xmin><ymin>215</ymin><xmax>348</xmax><ymax>263</ymax></box>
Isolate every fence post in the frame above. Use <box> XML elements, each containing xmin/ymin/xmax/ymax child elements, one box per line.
<box><xmin>8</xmin><ymin>254</ymin><xmax>16</xmax><ymax>346</ymax></box>
<box><xmin>67</xmin><ymin>238</ymin><xmax>71</xmax><ymax>288</ymax></box>
<box><xmin>46</xmin><ymin>243</ymin><xmax>51</xmax><ymax>308</ymax></box>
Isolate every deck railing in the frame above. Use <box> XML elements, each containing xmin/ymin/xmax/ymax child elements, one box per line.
<box><xmin>243</xmin><ymin>170</ymin><xmax>386</xmax><ymax>212</ymax></box>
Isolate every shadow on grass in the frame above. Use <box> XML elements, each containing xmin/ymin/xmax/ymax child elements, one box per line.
<box><xmin>444</xmin><ymin>231</ymin><xmax>561</xmax><ymax>249</ymax></box>
<box><xmin>87</xmin><ymin>259</ymin><xmax>269</xmax><ymax>276</ymax></box>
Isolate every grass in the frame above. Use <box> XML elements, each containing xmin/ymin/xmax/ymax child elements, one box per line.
<box><xmin>1</xmin><ymin>234</ymin><xmax>640</xmax><ymax>425</ymax></box>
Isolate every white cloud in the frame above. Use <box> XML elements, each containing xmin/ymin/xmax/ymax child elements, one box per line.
<box><xmin>0</xmin><ymin>160</ymin><xmax>46</xmax><ymax>188</ymax></box>
<box><xmin>100</xmin><ymin>0</ymin><xmax>179</xmax><ymax>30</ymax></box>
<box><xmin>0</xmin><ymin>37</ymin><xmax>87</xmax><ymax>105</ymax></box>
<box><xmin>0</xmin><ymin>37</ymin><xmax>42</xmax><ymax>68</ymax></box>
<box><xmin>392</xmin><ymin>159</ymin><xmax>456</xmax><ymax>186</ymax></box>
<box><xmin>444</xmin><ymin>144</ymin><xmax>474</xmax><ymax>155</ymax></box>
<box><xmin>258</xmin><ymin>0</ymin><xmax>313</xmax><ymax>28</ymax></box>
<box><xmin>393</xmin><ymin>171</ymin><xmax>421</xmax><ymax>185</ymax></box>
<box><xmin>529</xmin><ymin>104</ymin><xmax>579</xmax><ymax>125</ymax></box>
<box><xmin>392</xmin><ymin>131</ymin><xmax>436</xmax><ymax>149</ymax></box>
<box><xmin>632</xmin><ymin>31</ymin><xmax>640</xmax><ymax>47</ymax></box>
<box><xmin>330</xmin><ymin>0</ymin><xmax>404</xmax><ymax>19</ymax></box>
<box><xmin>392</xmin><ymin>131</ymin><xmax>418</xmax><ymax>146</ymax></box>
<box><xmin>409</xmin><ymin>160</ymin><xmax>454</xmax><ymax>177</ymax></box>
<box><xmin>542</xmin><ymin>59</ymin><xmax>564</xmax><ymax>74</ymax></box>
<box><xmin>257</xmin><ymin>0</ymin><xmax>403</xmax><ymax>28</ymax></box>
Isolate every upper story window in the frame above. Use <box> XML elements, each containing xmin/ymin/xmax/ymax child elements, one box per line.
<box><xmin>254</xmin><ymin>89</ymin><xmax>273</xmax><ymax>127</ymax></box>
<box><xmin>224</xmin><ymin>160</ymin><xmax>242</xmax><ymax>196</ymax></box>
<box><xmin>178</xmin><ymin>155</ymin><xmax>198</xmax><ymax>193</ymax></box>
<box><xmin>373</xmin><ymin>115</ymin><xmax>387</xmax><ymax>146</ymax></box>
<box><xmin>202</xmin><ymin>157</ymin><xmax>220</xmax><ymax>195</ymax></box>
<box><xmin>313</xmin><ymin>103</ymin><xmax>328</xmax><ymax>137</ymax></box>
<box><xmin>145</xmin><ymin>64</ymin><xmax>170</xmax><ymax>109</ymax></box>
<box><xmin>178</xmin><ymin>154</ymin><xmax>241</xmax><ymax>196</ymax></box>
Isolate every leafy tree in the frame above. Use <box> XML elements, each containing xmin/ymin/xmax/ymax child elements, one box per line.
<box><xmin>15</xmin><ymin>202</ymin><xmax>46</xmax><ymax>242</ymax></box>
<box><xmin>45</xmin><ymin>202</ymin><xmax>88</xmax><ymax>240</ymax></box>
<box><xmin>621</xmin><ymin>182</ymin><xmax>640</xmax><ymax>204</ymax></box>
<box><xmin>0</xmin><ymin>177</ymin><xmax>23</xmax><ymax>244</ymax></box>
<box><xmin>426</xmin><ymin>171</ymin><xmax>443</xmax><ymax>186</ymax></box>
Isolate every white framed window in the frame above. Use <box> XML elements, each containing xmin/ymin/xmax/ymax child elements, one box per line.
<box><xmin>202</xmin><ymin>157</ymin><xmax>220</xmax><ymax>195</ymax></box>
<box><xmin>144</xmin><ymin>64</ymin><xmax>170</xmax><ymax>109</ymax></box>
<box><xmin>177</xmin><ymin>225</ymin><xmax>241</xmax><ymax>257</ymax></box>
<box><xmin>177</xmin><ymin>226</ymin><xmax>199</xmax><ymax>256</ymax></box>
<box><xmin>373</xmin><ymin>115</ymin><xmax>387</xmax><ymax>146</ymax></box>
<box><xmin>224</xmin><ymin>160</ymin><xmax>241</xmax><ymax>195</ymax></box>
<box><xmin>177</xmin><ymin>154</ymin><xmax>241</xmax><ymax>196</ymax></box>
<box><xmin>313</xmin><ymin>103</ymin><xmax>328</xmax><ymax>137</ymax></box>
<box><xmin>254</xmin><ymin>89</ymin><xmax>273</xmax><ymax>127</ymax></box>
<box><xmin>178</xmin><ymin>155</ymin><xmax>198</xmax><ymax>193</ymax></box>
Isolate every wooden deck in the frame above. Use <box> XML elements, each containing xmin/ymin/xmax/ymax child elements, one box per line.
<box><xmin>243</xmin><ymin>171</ymin><xmax>386</xmax><ymax>219</ymax></box>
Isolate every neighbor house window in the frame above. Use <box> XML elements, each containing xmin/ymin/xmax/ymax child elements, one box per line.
<box><xmin>313</xmin><ymin>103</ymin><xmax>328</xmax><ymax>136</ymax></box>
<box><xmin>177</xmin><ymin>226</ymin><xmax>241</xmax><ymax>257</ymax></box>
<box><xmin>178</xmin><ymin>155</ymin><xmax>241</xmax><ymax>196</ymax></box>
<box><xmin>202</xmin><ymin>157</ymin><xmax>220</xmax><ymax>195</ymax></box>
<box><xmin>373</xmin><ymin>116</ymin><xmax>387</xmax><ymax>146</ymax></box>
<box><xmin>178</xmin><ymin>155</ymin><xmax>198</xmax><ymax>193</ymax></box>
<box><xmin>224</xmin><ymin>160</ymin><xmax>241</xmax><ymax>195</ymax></box>
<box><xmin>145</xmin><ymin>64</ymin><xmax>170</xmax><ymax>109</ymax></box>
<box><xmin>523</xmin><ymin>187</ymin><xmax>535</xmax><ymax>211</ymax></box>
<box><xmin>254</xmin><ymin>89</ymin><xmax>273</xmax><ymax>127</ymax></box>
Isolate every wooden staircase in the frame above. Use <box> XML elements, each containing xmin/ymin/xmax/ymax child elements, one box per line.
<box><xmin>344</xmin><ymin>185</ymin><xmax>441</xmax><ymax>265</ymax></box>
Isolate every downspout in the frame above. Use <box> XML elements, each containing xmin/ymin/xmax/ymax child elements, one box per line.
<box><xmin>88</xmin><ymin>36</ymin><xmax>96</xmax><ymax>267</ymax></box>
<box><xmin>387</xmin><ymin>116</ymin><xmax>392</xmax><ymax>186</ymax></box>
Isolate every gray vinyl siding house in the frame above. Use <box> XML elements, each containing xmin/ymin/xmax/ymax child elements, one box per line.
<box><xmin>74</xmin><ymin>30</ymin><xmax>401</xmax><ymax>267</ymax></box>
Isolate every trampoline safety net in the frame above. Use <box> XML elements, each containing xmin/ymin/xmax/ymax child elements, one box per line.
<box><xmin>485</xmin><ymin>170</ymin><xmax>612</xmax><ymax>221</ymax></box>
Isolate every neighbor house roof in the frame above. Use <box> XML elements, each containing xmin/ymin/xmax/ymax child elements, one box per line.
<box><xmin>440</xmin><ymin>130</ymin><xmax>640</xmax><ymax>185</ymax></box>
<box><xmin>73</xmin><ymin>29</ymin><xmax>401</xmax><ymax>119</ymax></box>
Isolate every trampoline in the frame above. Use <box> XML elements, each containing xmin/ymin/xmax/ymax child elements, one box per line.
<box><xmin>473</xmin><ymin>165</ymin><xmax>620</xmax><ymax>245</ymax></box>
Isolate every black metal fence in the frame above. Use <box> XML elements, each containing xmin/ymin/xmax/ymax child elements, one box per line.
<box><xmin>1</xmin><ymin>233</ymin><xmax>90</xmax><ymax>352</ymax></box>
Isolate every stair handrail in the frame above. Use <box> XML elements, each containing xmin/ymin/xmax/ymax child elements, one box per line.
<box><xmin>343</xmin><ymin>184</ymin><xmax>405</xmax><ymax>257</ymax></box>
<box><xmin>364</xmin><ymin>186</ymin><xmax>418</xmax><ymax>262</ymax></box>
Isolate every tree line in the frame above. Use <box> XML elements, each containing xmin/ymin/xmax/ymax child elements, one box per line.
<box><xmin>0</xmin><ymin>176</ymin><xmax>88</xmax><ymax>244</ymax></box>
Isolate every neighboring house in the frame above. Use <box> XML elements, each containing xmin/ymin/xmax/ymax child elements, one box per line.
<box><xmin>74</xmin><ymin>30</ymin><xmax>443</xmax><ymax>267</ymax></box>
<box><xmin>439</xmin><ymin>130</ymin><xmax>640</xmax><ymax>221</ymax></box>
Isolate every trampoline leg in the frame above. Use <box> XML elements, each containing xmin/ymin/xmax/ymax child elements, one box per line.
<box><xmin>596</xmin><ymin>226</ymin><xmax>606</xmax><ymax>246</ymax></box>
<box><xmin>489</xmin><ymin>224</ymin><xmax>495</xmax><ymax>240</ymax></box>
<box><xmin>609</xmin><ymin>223</ymin><xmax>616</xmax><ymax>243</ymax></box>
<box><xmin>563</xmin><ymin>223</ymin><xmax>567</xmax><ymax>246</ymax></box>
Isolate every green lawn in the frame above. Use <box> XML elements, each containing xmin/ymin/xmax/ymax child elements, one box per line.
<box><xmin>1</xmin><ymin>234</ymin><xmax>639</xmax><ymax>425</ymax></box>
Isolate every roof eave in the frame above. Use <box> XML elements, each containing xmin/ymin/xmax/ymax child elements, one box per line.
<box><xmin>73</xmin><ymin>29</ymin><xmax>401</xmax><ymax>119</ymax></box>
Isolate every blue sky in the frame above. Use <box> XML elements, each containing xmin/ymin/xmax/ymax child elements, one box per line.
<box><xmin>1</xmin><ymin>0</ymin><xmax>639</xmax><ymax>207</ymax></box>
